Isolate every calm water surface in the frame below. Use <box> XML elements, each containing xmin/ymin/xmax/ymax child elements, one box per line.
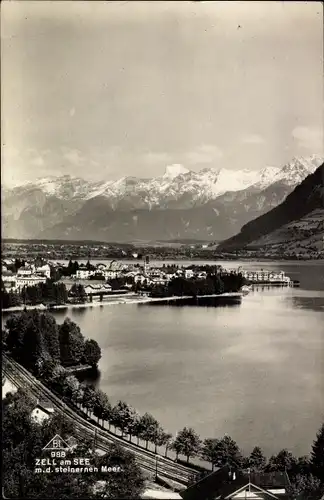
<box><xmin>13</xmin><ymin>262</ymin><xmax>324</xmax><ymax>456</ymax></box>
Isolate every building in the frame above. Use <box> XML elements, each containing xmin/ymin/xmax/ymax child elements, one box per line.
<box><xmin>36</xmin><ymin>263</ymin><xmax>51</xmax><ymax>279</ymax></box>
<box><xmin>185</xmin><ymin>269</ymin><xmax>194</xmax><ymax>279</ymax></box>
<box><xmin>17</xmin><ymin>265</ymin><xmax>36</xmax><ymax>276</ymax></box>
<box><xmin>104</xmin><ymin>270</ymin><xmax>120</xmax><ymax>280</ymax></box>
<box><xmin>31</xmin><ymin>399</ymin><xmax>54</xmax><ymax>424</ymax></box>
<box><xmin>242</xmin><ymin>270</ymin><xmax>290</xmax><ymax>284</ymax></box>
<box><xmin>76</xmin><ymin>268</ymin><xmax>94</xmax><ymax>279</ymax></box>
<box><xmin>2</xmin><ymin>271</ymin><xmax>17</xmax><ymax>291</ymax></box>
<box><xmin>180</xmin><ymin>467</ymin><xmax>291</xmax><ymax>500</ymax></box>
<box><xmin>83</xmin><ymin>283</ymin><xmax>112</xmax><ymax>295</ymax></box>
<box><xmin>16</xmin><ymin>275</ymin><xmax>47</xmax><ymax>291</ymax></box>
<box><xmin>134</xmin><ymin>274</ymin><xmax>148</xmax><ymax>284</ymax></box>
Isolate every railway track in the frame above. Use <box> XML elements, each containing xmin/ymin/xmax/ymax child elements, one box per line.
<box><xmin>3</xmin><ymin>354</ymin><xmax>197</xmax><ymax>486</ymax></box>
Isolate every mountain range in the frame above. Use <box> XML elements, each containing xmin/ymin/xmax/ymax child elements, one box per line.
<box><xmin>218</xmin><ymin>162</ymin><xmax>324</xmax><ymax>256</ymax></box>
<box><xmin>2</xmin><ymin>155</ymin><xmax>323</xmax><ymax>242</ymax></box>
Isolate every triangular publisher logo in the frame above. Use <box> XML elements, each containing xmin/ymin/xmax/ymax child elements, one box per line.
<box><xmin>42</xmin><ymin>434</ymin><xmax>72</xmax><ymax>451</ymax></box>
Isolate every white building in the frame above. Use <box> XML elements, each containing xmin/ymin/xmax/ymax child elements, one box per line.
<box><xmin>165</xmin><ymin>273</ymin><xmax>177</xmax><ymax>281</ymax></box>
<box><xmin>76</xmin><ymin>269</ymin><xmax>95</xmax><ymax>279</ymax></box>
<box><xmin>104</xmin><ymin>270</ymin><xmax>120</xmax><ymax>280</ymax></box>
<box><xmin>16</xmin><ymin>275</ymin><xmax>47</xmax><ymax>291</ymax></box>
<box><xmin>242</xmin><ymin>270</ymin><xmax>290</xmax><ymax>283</ymax></box>
<box><xmin>83</xmin><ymin>283</ymin><xmax>112</xmax><ymax>295</ymax></box>
<box><xmin>2</xmin><ymin>271</ymin><xmax>17</xmax><ymax>291</ymax></box>
<box><xmin>36</xmin><ymin>264</ymin><xmax>51</xmax><ymax>279</ymax></box>
<box><xmin>17</xmin><ymin>266</ymin><xmax>35</xmax><ymax>276</ymax></box>
<box><xmin>134</xmin><ymin>274</ymin><xmax>148</xmax><ymax>284</ymax></box>
<box><xmin>96</xmin><ymin>263</ymin><xmax>107</xmax><ymax>271</ymax></box>
<box><xmin>31</xmin><ymin>400</ymin><xmax>54</xmax><ymax>424</ymax></box>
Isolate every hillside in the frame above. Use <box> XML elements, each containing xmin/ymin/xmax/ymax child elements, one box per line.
<box><xmin>218</xmin><ymin>163</ymin><xmax>324</xmax><ymax>254</ymax></box>
<box><xmin>244</xmin><ymin>209</ymin><xmax>324</xmax><ymax>258</ymax></box>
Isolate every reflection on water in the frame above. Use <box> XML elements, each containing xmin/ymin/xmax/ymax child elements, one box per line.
<box><xmin>76</xmin><ymin>366</ymin><xmax>101</xmax><ymax>385</ymax></box>
<box><xmin>287</xmin><ymin>295</ymin><xmax>324</xmax><ymax>313</ymax></box>
<box><xmin>140</xmin><ymin>297</ymin><xmax>242</xmax><ymax>308</ymax></box>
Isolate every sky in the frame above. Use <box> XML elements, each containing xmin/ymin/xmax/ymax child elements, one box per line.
<box><xmin>1</xmin><ymin>0</ymin><xmax>323</xmax><ymax>187</ymax></box>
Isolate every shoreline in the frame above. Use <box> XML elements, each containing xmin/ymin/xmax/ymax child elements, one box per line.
<box><xmin>2</xmin><ymin>292</ymin><xmax>243</xmax><ymax>313</ymax></box>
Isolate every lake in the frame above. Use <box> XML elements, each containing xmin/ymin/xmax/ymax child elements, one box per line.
<box><xmin>6</xmin><ymin>260</ymin><xmax>324</xmax><ymax>457</ymax></box>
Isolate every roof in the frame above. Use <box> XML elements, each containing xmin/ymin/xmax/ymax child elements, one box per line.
<box><xmin>180</xmin><ymin>467</ymin><xmax>291</xmax><ymax>500</ymax></box>
<box><xmin>35</xmin><ymin>399</ymin><xmax>54</xmax><ymax>410</ymax></box>
<box><xmin>2</xmin><ymin>270</ymin><xmax>14</xmax><ymax>276</ymax></box>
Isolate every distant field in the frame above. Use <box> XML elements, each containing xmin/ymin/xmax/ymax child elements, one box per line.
<box><xmin>2</xmin><ymin>238</ymin><xmax>133</xmax><ymax>247</ymax></box>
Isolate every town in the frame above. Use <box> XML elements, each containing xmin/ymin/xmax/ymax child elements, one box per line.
<box><xmin>1</xmin><ymin>252</ymin><xmax>297</xmax><ymax>311</ymax></box>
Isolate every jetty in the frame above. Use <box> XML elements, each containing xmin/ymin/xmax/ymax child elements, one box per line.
<box><xmin>64</xmin><ymin>364</ymin><xmax>92</xmax><ymax>373</ymax></box>
<box><xmin>140</xmin><ymin>292</ymin><xmax>243</xmax><ymax>303</ymax></box>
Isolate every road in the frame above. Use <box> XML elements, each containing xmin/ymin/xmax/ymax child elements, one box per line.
<box><xmin>3</xmin><ymin>354</ymin><xmax>197</xmax><ymax>487</ymax></box>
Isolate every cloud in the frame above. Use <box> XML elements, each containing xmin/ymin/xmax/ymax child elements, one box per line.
<box><xmin>186</xmin><ymin>144</ymin><xmax>223</xmax><ymax>165</ymax></box>
<box><xmin>143</xmin><ymin>152</ymin><xmax>173</xmax><ymax>164</ymax></box>
<box><xmin>31</xmin><ymin>155</ymin><xmax>45</xmax><ymax>167</ymax></box>
<box><xmin>241</xmin><ymin>134</ymin><xmax>265</xmax><ymax>145</ymax></box>
<box><xmin>292</xmin><ymin>126</ymin><xmax>323</xmax><ymax>151</ymax></box>
<box><xmin>63</xmin><ymin>148</ymin><xmax>83</xmax><ymax>166</ymax></box>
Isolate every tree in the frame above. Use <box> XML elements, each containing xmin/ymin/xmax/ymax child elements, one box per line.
<box><xmin>310</xmin><ymin>423</ymin><xmax>324</xmax><ymax>483</ymax></box>
<box><xmin>247</xmin><ymin>446</ymin><xmax>267</xmax><ymax>472</ymax></box>
<box><xmin>38</xmin><ymin>357</ymin><xmax>58</xmax><ymax>383</ymax></box>
<box><xmin>72</xmin><ymin>385</ymin><xmax>85</xmax><ymax>409</ymax></box>
<box><xmin>6</xmin><ymin>313</ymin><xmax>30</xmax><ymax>362</ymax></box>
<box><xmin>22</xmin><ymin>319</ymin><xmax>45</xmax><ymax>373</ymax></box>
<box><xmin>93</xmin><ymin>443</ymin><xmax>145</xmax><ymax>498</ymax></box>
<box><xmin>201</xmin><ymin>438</ymin><xmax>220</xmax><ymax>471</ymax></box>
<box><xmin>93</xmin><ymin>389</ymin><xmax>111</xmax><ymax>426</ymax></box>
<box><xmin>83</xmin><ymin>339</ymin><xmax>101</xmax><ymax>367</ymax></box>
<box><xmin>70</xmin><ymin>283</ymin><xmax>86</xmax><ymax>303</ymax></box>
<box><xmin>172</xmin><ymin>427</ymin><xmax>201</xmax><ymax>463</ymax></box>
<box><xmin>137</xmin><ymin>413</ymin><xmax>160</xmax><ymax>450</ymax></box>
<box><xmin>201</xmin><ymin>435</ymin><xmax>243</xmax><ymax>469</ymax></box>
<box><xmin>59</xmin><ymin>318</ymin><xmax>86</xmax><ymax>367</ymax></box>
<box><xmin>2</xmin><ymin>290</ymin><xmax>22</xmax><ymax>308</ymax></box>
<box><xmin>290</xmin><ymin>456</ymin><xmax>311</xmax><ymax>479</ymax></box>
<box><xmin>62</xmin><ymin>375</ymin><xmax>80</xmax><ymax>400</ymax></box>
<box><xmin>2</xmin><ymin>388</ymin><xmax>37</xmax><ymax>450</ymax></box>
<box><xmin>51</xmin><ymin>365</ymin><xmax>68</xmax><ymax>394</ymax></box>
<box><xmin>127</xmin><ymin>410</ymin><xmax>141</xmax><ymax>443</ymax></box>
<box><xmin>162</xmin><ymin>432</ymin><xmax>173</xmax><ymax>458</ymax></box>
<box><xmin>112</xmin><ymin>401</ymin><xmax>138</xmax><ymax>438</ymax></box>
<box><xmin>153</xmin><ymin>427</ymin><xmax>172</xmax><ymax>455</ymax></box>
<box><xmin>289</xmin><ymin>474</ymin><xmax>324</xmax><ymax>500</ymax></box>
<box><xmin>39</xmin><ymin>312</ymin><xmax>60</xmax><ymax>360</ymax></box>
<box><xmin>267</xmin><ymin>449</ymin><xmax>296</xmax><ymax>473</ymax></box>
<box><xmin>82</xmin><ymin>385</ymin><xmax>97</xmax><ymax>416</ymax></box>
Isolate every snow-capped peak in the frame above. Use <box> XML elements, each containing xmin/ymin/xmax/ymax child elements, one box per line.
<box><xmin>272</xmin><ymin>155</ymin><xmax>323</xmax><ymax>186</ymax></box>
<box><xmin>253</xmin><ymin>166</ymin><xmax>281</xmax><ymax>189</ymax></box>
<box><xmin>163</xmin><ymin>164</ymin><xmax>190</xmax><ymax>179</ymax></box>
<box><xmin>7</xmin><ymin>155</ymin><xmax>323</xmax><ymax>210</ymax></box>
<box><xmin>215</xmin><ymin>168</ymin><xmax>261</xmax><ymax>195</ymax></box>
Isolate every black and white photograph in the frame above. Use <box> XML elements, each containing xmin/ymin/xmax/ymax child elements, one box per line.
<box><xmin>1</xmin><ymin>1</ymin><xmax>324</xmax><ymax>499</ymax></box>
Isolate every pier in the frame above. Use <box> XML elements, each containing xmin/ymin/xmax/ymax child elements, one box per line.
<box><xmin>64</xmin><ymin>364</ymin><xmax>92</xmax><ymax>373</ymax></box>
